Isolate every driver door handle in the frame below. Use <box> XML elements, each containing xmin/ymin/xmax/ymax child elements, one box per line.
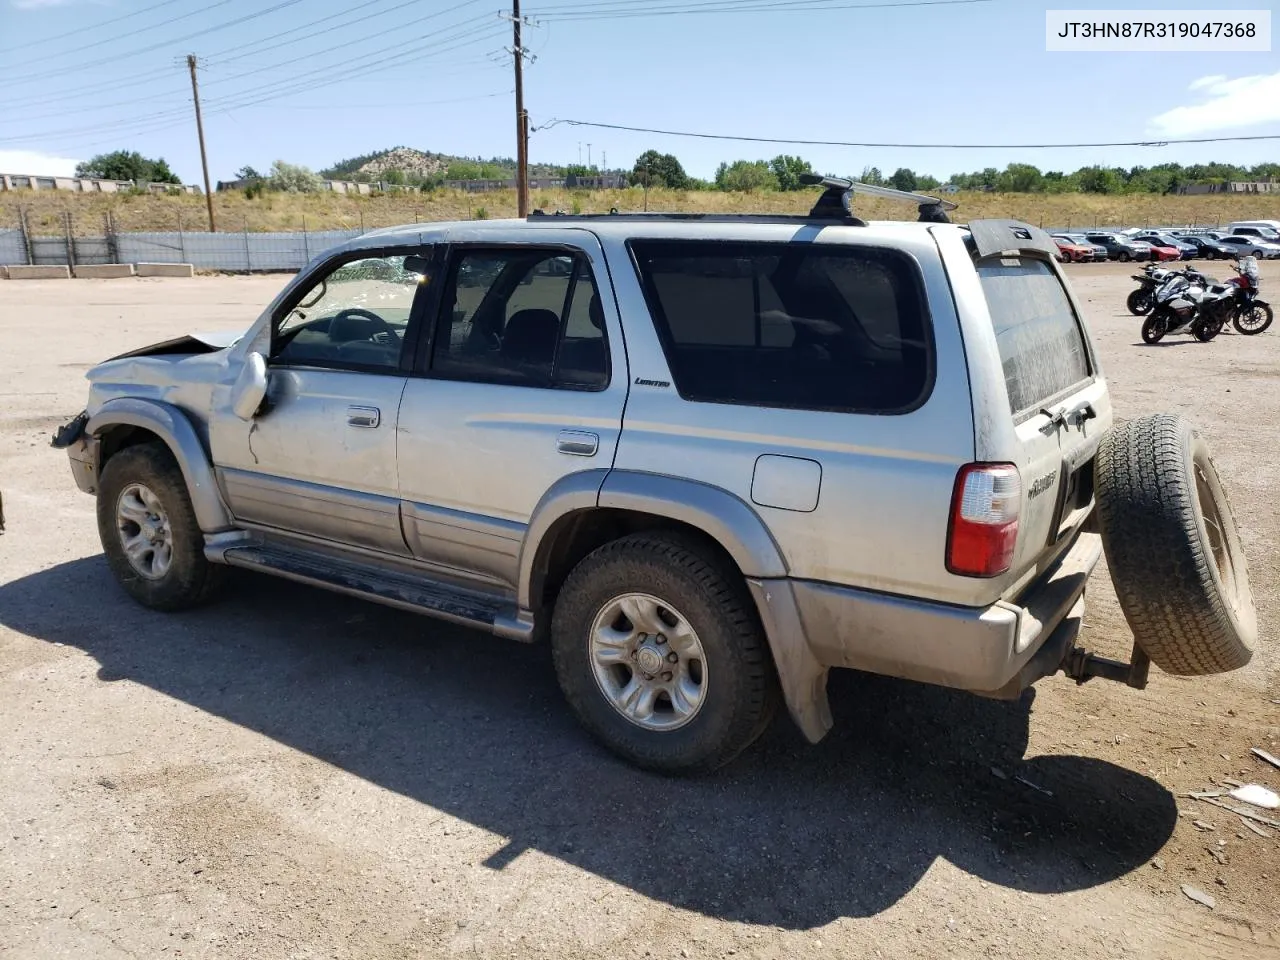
<box><xmin>347</xmin><ymin>405</ymin><xmax>381</xmax><ymax>428</ymax></box>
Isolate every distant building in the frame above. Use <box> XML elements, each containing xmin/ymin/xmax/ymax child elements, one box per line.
<box><xmin>1176</xmin><ymin>180</ymin><xmax>1280</xmax><ymax>195</ymax></box>
<box><xmin>0</xmin><ymin>173</ymin><xmax>199</xmax><ymax>193</ymax></box>
<box><xmin>939</xmin><ymin>183</ymin><xmax>960</xmax><ymax>195</ymax></box>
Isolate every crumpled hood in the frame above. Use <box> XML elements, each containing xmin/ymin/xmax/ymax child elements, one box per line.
<box><xmin>105</xmin><ymin>329</ymin><xmax>245</xmax><ymax>362</ymax></box>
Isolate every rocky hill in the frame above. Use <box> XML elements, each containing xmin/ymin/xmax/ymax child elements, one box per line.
<box><xmin>321</xmin><ymin>146</ymin><xmax>565</xmax><ymax>182</ymax></box>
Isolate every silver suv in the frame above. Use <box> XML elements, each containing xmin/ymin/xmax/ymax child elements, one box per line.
<box><xmin>56</xmin><ymin>181</ymin><xmax>1257</xmax><ymax>772</ymax></box>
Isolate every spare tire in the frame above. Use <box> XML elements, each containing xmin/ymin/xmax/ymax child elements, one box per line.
<box><xmin>1096</xmin><ymin>415</ymin><xmax>1256</xmax><ymax>675</ymax></box>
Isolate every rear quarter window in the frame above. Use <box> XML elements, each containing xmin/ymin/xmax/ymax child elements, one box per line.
<box><xmin>629</xmin><ymin>240</ymin><xmax>932</xmax><ymax>413</ymax></box>
<box><xmin>976</xmin><ymin>257</ymin><xmax>1092</xmax><ymax>418</ymax></box>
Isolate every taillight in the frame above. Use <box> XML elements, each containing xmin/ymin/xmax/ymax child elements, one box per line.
<box><xmin>947</xmin><ymin>463</ymin><xmax>1021</xmax><ymax>578</ymax></box>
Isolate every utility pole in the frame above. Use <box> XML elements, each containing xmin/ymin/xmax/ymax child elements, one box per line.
<box><xmin>510</xmin><ymin>0</ymin><xmax>528</xmax><ymax>217</ymax></box>
<box><xmin>186</xmin><ymin>54</ymin><xmax>216</xmax><ymax>232</ymax></box>
<box><xmin>587</xmin><ymin>143</ymin><xmax>592</xmax><ymax>169</ymax></box>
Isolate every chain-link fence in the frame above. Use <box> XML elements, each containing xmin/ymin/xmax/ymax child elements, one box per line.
<box><xmin>1</xmin><ymin>206</ymin><xmax>372</xmax><ymax>273</ymax></box>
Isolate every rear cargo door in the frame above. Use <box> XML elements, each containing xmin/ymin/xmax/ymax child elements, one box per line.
<box><xmin>974</xmin><ymin>247</ymin><xmax>1109</xmax><ymax>586</ymax></box>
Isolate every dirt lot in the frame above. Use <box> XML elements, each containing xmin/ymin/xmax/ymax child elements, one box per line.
<box><xmin>1</xmin><ymin>262</ymin><xmax>1278</xmax><ymax>959</ymax></box>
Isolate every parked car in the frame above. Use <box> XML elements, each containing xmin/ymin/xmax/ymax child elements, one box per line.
<box><xmin>1230</xmin><ymin>226</ymin><xmax>1280</xmax><ymax>243</ymax></box>
<box><xmin>52</xmin><ymin>192</ymin><xmax>1258</xmax><ymax>772</ymax></box>
<box><xmin>1145</xmin><ymin>242</ymin><xmax>1184</xmax><ymax>262</ymax></box>
<box><xmin>1060</xmin><ymin>234</ymin><xmax>1109</xmax><ymax>261</ymax></box>
<box><xmin>1134</xmin><ymin>232</ymin><xmax>1197</xmax><ymax>260</ymax></box>
<box><xmin>1051</xmin><ymin>235</ymin><xmax>1095</xmax><ymax>263</ymax></box>
<box><xmin>1216</xmin><ymin>234</ymin><xmax>1280</xmax><ymax>260</ymax></box>
<box><xmin>1227</xmin><ymin>220</ymin><xmax>1280</xmax><ymax>238</ymax></box>
<box><xmin>1173</xmin><ymin>234</ymin><xmax>1237</xmax><ymax>259</ymax></box>
<box><xmin>1084</xmin><ymin>232</ymin><xmax>1151</xmax><ymax>262</ymax></box>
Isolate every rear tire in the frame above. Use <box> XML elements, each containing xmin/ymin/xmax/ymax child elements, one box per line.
<box><xmin>96</xmin><ymin>442</ymin><xmax>226</xmax><ymax>611</ymax></box>
<box><xmin>1119</xmin><ymin>251</ymin><xmax>1132</xmax><ymax>263</ymax></box>
<box><xmin>1096</xmin><ymin>415</ymin><xmax>1256</xmax><ymax>675</ymax></box>
<box><xmin>550</xmin><ymin>532</ymin><xmax>779</xmax><ymax>773</ymax></box>
<box><xmin>1126</xmin><ymin>288</ymin><xmax>1153</xmax><ymax>316</ymax></box>
<box><xmin>1192</xmin><ymin>319</ymin><xmax>1222</xmax><ymax>342</ymax></box>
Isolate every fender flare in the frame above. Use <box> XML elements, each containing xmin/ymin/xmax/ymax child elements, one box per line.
<box><xmin>520</xmin><ymin>469</ymin><xmax>832</xmax><ymax>743</ymax></box>
<box><xmin>87</xmin><ymin>397</ymin><xmax>234</xmax><ymax>533</ymax></box>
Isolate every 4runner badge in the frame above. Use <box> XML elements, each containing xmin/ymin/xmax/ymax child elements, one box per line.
<box><xmin>1028</xmin><ymin>470</ymin><xmax>1058</xmax><ymax>499</ymax></box>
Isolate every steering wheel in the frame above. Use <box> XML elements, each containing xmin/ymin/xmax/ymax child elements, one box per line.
<box><xmin>329</xmin><ymin>308</ymin><xmax>395</xmax><ymax>343</ymax></box>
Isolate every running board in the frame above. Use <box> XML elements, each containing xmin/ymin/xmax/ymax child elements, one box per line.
<box><xmin>220</xmin><ymin>542</ymin><xmax>520</xmax><ymax>636</ymax></box>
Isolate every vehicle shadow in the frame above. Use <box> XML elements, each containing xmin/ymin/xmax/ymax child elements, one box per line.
<box><xmin>0</xmin><ymin>558</ymin><xmax>1177</xmax><ymax>928</ymax></box>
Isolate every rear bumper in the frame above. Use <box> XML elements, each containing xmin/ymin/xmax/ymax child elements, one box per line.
<box><xmin>759</xmin><ymin>531</ymin><xmax>1102</xmax><ymax>699</ymax></box>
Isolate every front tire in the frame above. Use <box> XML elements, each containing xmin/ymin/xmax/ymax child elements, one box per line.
<box><xmin>1119</xmin><ymin>251</ymin><xmax>1132</xmax><ymax>263</ymax></box>
<box><xmin>1141</xmin><ymin>311</ymin><xmax>1168</xmax><ymax>343</ymax></box>
<box><xmin>550</xmin><ymin>533</ymin><xmax>778</xmax><ymax>773</ymax></box>
<box><xmin>1233</xmin><ymin>302</ymin><xmax>1273</xmax><ymax>335</ymax></box>
<box><xmin>96</xmin><ymin>442</ymin><xmax>226</xmax><ymax>611</ymax></box>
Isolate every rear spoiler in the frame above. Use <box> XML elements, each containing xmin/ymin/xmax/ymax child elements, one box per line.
<box><xmin>967</xmin><ymin>219</ymin><xmax>1060</xmax><ymax>261</ymax></box>
<box><xmin>800</xmin><ymin>174</ymin><xmax>958</xmax><ymax>223</ymax></box>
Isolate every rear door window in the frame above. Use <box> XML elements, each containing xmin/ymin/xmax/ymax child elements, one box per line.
<box><xmin>629</xmin><ymin>241</ymin><xmax>931</xmax><ymax>413</ymax></box>
<box><xmin>976</xmin><ymin>257</ymin><xmax>1092</xmax><ymax>418</ymax></box>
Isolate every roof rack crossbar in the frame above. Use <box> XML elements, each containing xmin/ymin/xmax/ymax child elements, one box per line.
<box><xmin>799</xmin><ymin>174</ymin><xmax>958</xmax><ymax>223</ymax></box>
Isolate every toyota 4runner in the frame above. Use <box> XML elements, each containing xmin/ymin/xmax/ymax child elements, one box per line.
<box><xmin>54</xmin><ymin>178</ymin><xmax>1257</xmax><ymax>772</ymax></box>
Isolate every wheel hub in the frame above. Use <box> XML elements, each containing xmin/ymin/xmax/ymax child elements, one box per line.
<box><xmin>116</xmin><ymin>483</ymin><xmax>174</xmax><ymax>581</ymax></box>
<box><xmin>589</xmin><ymin>593</ymin><xmax>707</xmax><ymax>732</ymax></box>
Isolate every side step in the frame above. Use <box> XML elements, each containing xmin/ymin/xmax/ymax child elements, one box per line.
<box><xmin>221</xmin><ymin>543</ymin><xmax>508</xmax><ymax>632</ymax></box>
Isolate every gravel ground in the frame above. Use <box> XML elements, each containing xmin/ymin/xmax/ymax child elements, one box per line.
<box><xmin>1</xmin><ymin>263</ymin><xmax>1278</xmax><ymax>959</ymax></box>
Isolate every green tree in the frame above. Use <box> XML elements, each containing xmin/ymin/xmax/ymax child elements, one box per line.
<box><xmin>889</xmin><ymin>167</ymin><xmax>917</xmax><ymax>192</ymax></box>
<box><xmin>996</xmin><ymin>163</ymin><xmax>1044</xmax><ymax>193</ymax></box>
<box><xmin>715</xmin><ymin>159</ymin><xmax>777</xmax><ymax>192</ymax></box>
<box><xmin>769</xmin><ymin>154</ymin><xmax>814</xmax><ymax>191</ymax></box>
<box><xmin>383</xmin><ymin>168</ymin><xmax>406</xmax><ymax>185</ymax></box>
<box><xmin>1077</xmin><ymin>165</ymin><xmax>1123</xmax><ymax>194</ymax></box>
<box><xmin>235</xmin><ymin>165</ymin><xmax>263</xmax><ymax>181</ymax></box>
<box><xmin>267</xmin><ymin>159</ymin><xmax>322</xmax><ymax>193</ymax></box>
<box><xmin>75</xmin><ymin>150</ymin><xmax>179</xmax><ymax>184</ymax></box>
<box><xmin>915</xmin><ymin>173</ymin><xmax>941</xmax><ymax>191</ymax></box>
<box><xmin>630</xmin><ymin>149</ymin><xmax>688</xmax><ymax>189</ymax></box>
<box><xmin>859</xmin><ymin>166</ymin><xmax>885</xmax><ymax>186</ymax></box>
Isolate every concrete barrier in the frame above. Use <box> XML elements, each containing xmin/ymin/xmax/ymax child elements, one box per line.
<box><xmin>75</xmin><ymin>263</ymin><xmax>135</xmax><ymax>279</ymax></box>
<box><xmin>4</xmin><ymin>264</ymin><xmax>70</xmax><ymax>279</ymax></box>
<box><xmin>136</xmin><ymin>262</ymin><xmax>194</xmax><ymax>278</ymax></box>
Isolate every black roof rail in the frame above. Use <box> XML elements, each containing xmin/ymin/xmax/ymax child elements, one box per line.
<box><xmin>527</xmin><ymin>209</ymin><xmax>869</xmax><ymax>226</ymax></box>
<box><xmin>799</xmin><ymin>173</ymin><xmax>958</xmax><ymax>223</ymax></box>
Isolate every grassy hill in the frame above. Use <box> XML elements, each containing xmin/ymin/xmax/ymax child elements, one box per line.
<box><xmin>4</xmin><ymin>186</ymin><xmax>1279</xmax><ymax>237</ymax></box>
<box><xmin>319</xmin><ymin>146</ymin><xmax>567</xmax><ymax>183</ymax></box>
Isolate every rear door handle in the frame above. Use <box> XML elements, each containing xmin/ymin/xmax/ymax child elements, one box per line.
<box><xmin>347</xmin><ymin>405</ymin><xmax>381</xmax><ymax>428</ymax></box>
<box><xmin>557</xmin><ymin>430</ymin><xmax>598</xmax><ymax>457</ymax></box>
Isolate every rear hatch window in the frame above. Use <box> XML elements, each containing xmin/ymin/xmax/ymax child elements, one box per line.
<box><xmin>976</xmin><ymin>258</ymin><xmax>1091</xmax><ymax>418</ymax></box>
<box><xmin>629</xmin><ymin>240</ymin><xmax>932</xmax><ymax>413</ymax></box>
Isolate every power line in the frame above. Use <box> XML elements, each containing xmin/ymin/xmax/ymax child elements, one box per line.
<box><xmin>527</xmin><ymin>0</ymin><xmax>990</xmax><ymax>19</ymax></box>
<box><xmin>534</xmin><ymin>117</ymin><xmax>1280</xmax><ymax>149</ymax></box>
<box><xmin>0</xmin><ymin>27</ymin><xmax>508</xmax><ymax>147</ymax></box>
<box><xmin>0</xmin><ymin>0</ymin><xmax>309</xmax><ymax>88</ymax></box>
<box><xmin>0</xmin><ymin>0</ymin><xmax>189</xmax><ymax>54</ymax></box>
<box><xmin>204</xmin><ymin>0</ymin><xmax>482</xmax><ymax>67</ymax></box>
<box><xmin>3</xmin><ymin>0</ymin><xmax>237</xmax><ymax>71</ymax></box>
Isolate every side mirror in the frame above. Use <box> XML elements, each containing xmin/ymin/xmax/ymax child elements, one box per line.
<box><xmin>232</xmin><ymin>352</ymin><xmax>269</xmax><ymax>420</ymax></box>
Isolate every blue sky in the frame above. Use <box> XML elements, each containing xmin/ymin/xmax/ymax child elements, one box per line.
<box><xmin>0</xmin><ymin>0</ymin><xmax>1276</xmax><ymax>183</ymax></box>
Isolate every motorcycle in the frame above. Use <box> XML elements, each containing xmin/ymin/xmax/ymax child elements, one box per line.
<box><xmin>1127</xmin><ymin>262</ymin><xmax>1177</xmax><ymax>315</ymax></box>
<box><xmin>1141</xmin><ymin>267</ymin><xmax>1224</xmax><ymax>343</ymax></box>
<box><xmin>1225</xmin><ymin>257</ymin><xmax>1273</xmax><ymax>335</ymax></box>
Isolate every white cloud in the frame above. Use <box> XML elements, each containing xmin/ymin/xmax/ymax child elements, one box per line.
<box><xmin>1149</xmin><ymin>71</ymin><xmax>1280</xmax><ymax>137</ymax></box>
<box><xmin>0</xmin><ymin>149</ymin><xmax>82</xmax><ymax>176</ymax></box>
<box><xmin>1187</xmin><ymin>74</ymin><xmax>1226</xmax><ymax>92</ymax></box>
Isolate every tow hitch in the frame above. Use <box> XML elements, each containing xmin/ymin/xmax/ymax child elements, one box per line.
<box><xmin>1062</xmin><ymin>641</ymin><xmax>1151</xmax><ymax>690</ymax></box>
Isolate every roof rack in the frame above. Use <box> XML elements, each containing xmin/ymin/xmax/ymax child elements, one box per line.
<box><xmin>800</xmin><ymin>173</ymin><xmax>958</xmax><ymax>224</ymax></box>
<box><xmin>527</xmin><ymin>209</ymin><xmax>868</xmax><ymax>226</ymax></box>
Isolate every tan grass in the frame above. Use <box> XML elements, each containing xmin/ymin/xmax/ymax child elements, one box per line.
<box><xmin>3</xmin><ymin>186</ymin><xmax>1278</xmax><ymax>236</ymax></box>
